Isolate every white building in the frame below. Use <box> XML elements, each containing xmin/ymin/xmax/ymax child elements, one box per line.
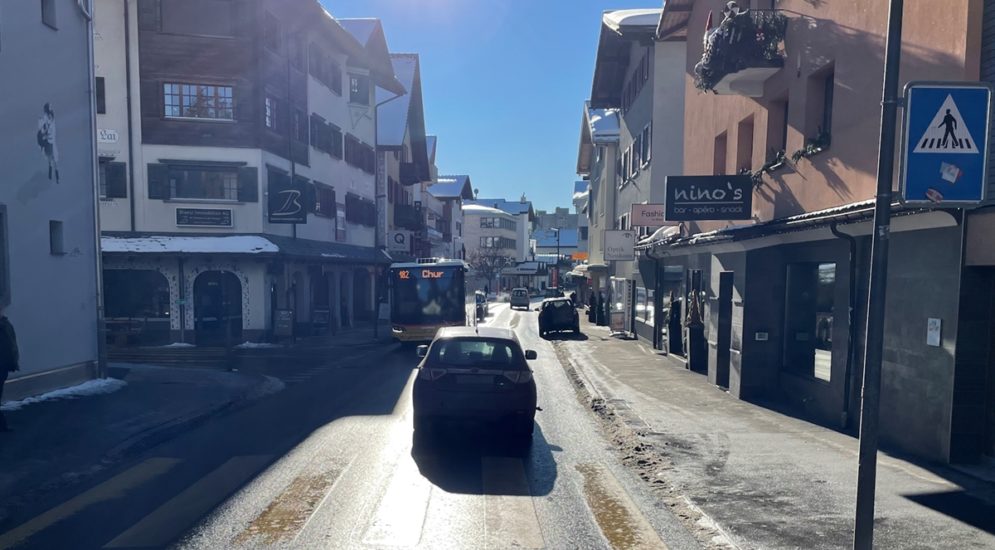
<box><xmin>1</xmin><ymin>0</ymin><xmax>102</xmax><ymax>400</ymax></box>
<box><xmin>427</xmin><ymin>174</ymin><xmax>473</xmax><ymax>260</ymax></box>
<box><xmin>95</xmin><ymin>1</ymin><xmax>405</xmax><ymax>345</ymax></box>
<box><xmin>464</xmin><ymin>198</ymin><xmax>535</xmax><ymax>263</ymax></box>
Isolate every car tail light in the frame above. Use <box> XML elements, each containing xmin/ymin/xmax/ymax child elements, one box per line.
<box><xmin>418</xmin><ymin>367</ymin><xmax>447</xmax><ymax>381</ymax></box>
<box><xmin>503</xmin><ymin>370</ymin><xmax>533</xmax><ymax>384</ymax></box>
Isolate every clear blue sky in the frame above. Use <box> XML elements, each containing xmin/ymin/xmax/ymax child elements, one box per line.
<box><xmin>326</xmin><ymin>0</ymin><xmax>661</xmax><ymax>212</ymax></box>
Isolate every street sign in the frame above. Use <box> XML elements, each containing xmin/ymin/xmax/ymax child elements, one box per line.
<box><xmin>901</xmin><ymin>82</ymin><xmax>993</xmax><ymax>206</ymax></box>
<box><xmin>388</xmin><ymin>230</ymin><xmax>412</xmax><ymax>253</ymax></box>
<box><xmin>664</xmin><ymin>175</ymin><xmax>753</xmax><ymax>221</ymax></box>
<box><xmin>604</xmin><ymin>230</ymin><xmax>636</xmax><ymax>261</ymax></box>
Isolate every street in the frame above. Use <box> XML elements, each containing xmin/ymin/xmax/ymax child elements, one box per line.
<box><xmin>0</xmin><ymin>303</ymin><xmax>699</xmax><ymax>550</ymax></box>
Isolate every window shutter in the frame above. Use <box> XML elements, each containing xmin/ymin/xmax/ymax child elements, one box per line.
<box><xmin>237</xmin><ymin>166</ymin><xmax>259</xmax><ymax>202</ymax></box>
<box><xmin>137</xmin><ymin>0</ymin><xmax>160</xmax><ymax>31</ymax></box>
<box><xmin>147</xmin><ymin>163</ymin><xmax>169</xmax><ymax>199</ymax></box>
<box><xmin>106</xmin><ymin>162</ymin><xmax>128</xmax><ymax>198</ymax></box>
<box><xmin>142</xmin><ymin>80</ymin><xmax>161</xmax><ymax>118</ymax></box>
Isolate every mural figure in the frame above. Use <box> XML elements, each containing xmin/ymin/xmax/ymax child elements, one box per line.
<box><xmin>37</xmin><ymin>103</ymin><xmax>60</xmax><ymax>183</ymax></box>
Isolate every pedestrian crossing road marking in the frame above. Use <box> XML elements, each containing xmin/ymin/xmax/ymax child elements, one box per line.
<box><xmin>0</xmin><ymin>457</ymin><xmax>181</xmax><ymax>549</ymax></box>
<box><xmin>913</xmin><ymin>94</ymin><xmax>980</xmax><ymax>154</ymax></box>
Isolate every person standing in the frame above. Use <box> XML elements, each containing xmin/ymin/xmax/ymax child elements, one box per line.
<box><xmin>0</xmin><ymin>305</ymin><xmax>20</xmax><ymax>432</ymax></box>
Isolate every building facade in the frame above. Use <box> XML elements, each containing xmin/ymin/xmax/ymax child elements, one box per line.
<box><xmin>464</xmin><ymin>198</ymin><xmax>535</xmax><ymax>263</ymax></box>
<box><xmin>634</xmin><ymin>0</ymin><xmax>989</xmax><ymax>464</ymax></box>
<box><xmin>0</xmin><ymin>0</ymin><xmax>102</xmax><ymax>400</ymax></box>
<box><xmin>427</xmin><ymin>174</ymin><xmax>473</xmax><ymax>260</ymax></box>
<box><xmin>462</xmin><ymin>204</ymin><xmax>517</xmax><ymax>291</ymax></box>
<box><xmin>95</xmin><ymin>0</ymin><xmax>403</xmax><ymax>345</ymax></box>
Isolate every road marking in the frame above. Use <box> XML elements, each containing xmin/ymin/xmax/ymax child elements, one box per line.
<box><xmin>104</xmin><ymin>455</ymin><xmax>272</xmax><ymax>548</ymax></box>
<box><xmin>576</xmin><ymin>463</ymin><xmax>667</xmax><ymax>550</ymax></box>
<box><xmin>104</xmin><ymin>455</ymin><xmax>271</xmax><ymax>548</ymax></box>
<box><xmin>0</xmin><ymin>457</ymin><xmax>181</xmax><ymax>549</ymax></box>
<box><xmin>362</xmin><ymin>455</ymin><xmax>432</xmax><ymax>547</ymax></box>
<box><xmin>482</xmin><ymin>456</ymin><xmax>544</xmax><ymax>549</ymax></box>
<box><xmin>234</xmin><ymin>459</ymin><xmax>348</xmax><ymax>546</ymax></box>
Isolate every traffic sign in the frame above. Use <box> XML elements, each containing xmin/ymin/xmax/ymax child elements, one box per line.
<box><xmin>901</xmin><ymin>82</ymin><xmax>993</xmax><ymax>206</ymax></box>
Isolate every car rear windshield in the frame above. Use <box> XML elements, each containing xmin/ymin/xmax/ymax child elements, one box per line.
<box><xmin>430</xmin><ymin>338</ymin><xmax>524</xmax><ymax>370</ymax></box>
<box><xmin>544</xmin><ymin>300</ymin><xmax>571</xmax><ymax>309</ymax></box>
<box><xmin>512</xmin><ymin>289</ymin><xmax>527</xmax><ymax>296</ymax></box>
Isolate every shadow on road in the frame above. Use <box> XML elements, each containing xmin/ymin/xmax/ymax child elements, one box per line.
<box><xmin>541</xmin><ymin>332</ymin><xmax>589</xmax><ymax>342</ymax></box>
<box><xmin>410</xmin><ymin>423</ymin><xmax>557</xmax><ymax>497</ymax></box>
<box><xmin>904</xmin><ymin>490</ymin><xmax>995</xmax><ymax>536</ymax></box>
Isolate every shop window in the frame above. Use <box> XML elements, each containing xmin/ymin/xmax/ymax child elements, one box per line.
<box><xmin>783</xmin><ymin>262</ymin><xmax>836</xmax><ymax>381</ymax></box>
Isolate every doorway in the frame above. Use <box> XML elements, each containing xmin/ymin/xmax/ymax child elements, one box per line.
<box><xmin>715</xmin><ymin>271</ymin><xmax>734</xmax><ymax>388</ymax></box>
<box><xmin>193</xmin><ymin>271</ymin><xmax>242</xmax><ymax>346</ymax></box>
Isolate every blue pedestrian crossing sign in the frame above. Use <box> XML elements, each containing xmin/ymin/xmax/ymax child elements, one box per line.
<box><xmin>901</xmin><ymin>82</ymin><xmax>992</xmax><ymax>206</ymax></box>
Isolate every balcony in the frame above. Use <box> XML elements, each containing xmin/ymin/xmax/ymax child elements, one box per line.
<box><xmin>693</xmin><ymin>9</ymin><xmax>788</xmax><ymax>97</ymax></box>
<box><xmin>400</xmin><ymin>162</ymin><xmax>429</xmax><ymax>186</ymax></box>
<box><xmin>393</xmin><ymin>203</ymin><xmax>424</xmax><ymax>231</ymax></box>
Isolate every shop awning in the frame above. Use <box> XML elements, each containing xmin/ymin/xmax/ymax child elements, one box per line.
<box><xmin>102</xmin><ymin>233</ymin><xmax>392</xmax><ymax>265</ymax></box>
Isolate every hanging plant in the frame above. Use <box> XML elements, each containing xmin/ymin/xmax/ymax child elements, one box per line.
<box><xmin>693</xmin><ymin>9</ymin><xmax>789</xmax><ymax>92</ymax></box>
<box><xmin>790</xmin><ymin>128</ymin><xmax>832</xmax><ymax>162</ymax></box>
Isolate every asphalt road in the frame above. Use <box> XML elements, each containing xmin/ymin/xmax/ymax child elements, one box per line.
<box><xmin>0</xmin><ymin>302</ymin><xmax>697</xmax><ymax>550</ymax></box>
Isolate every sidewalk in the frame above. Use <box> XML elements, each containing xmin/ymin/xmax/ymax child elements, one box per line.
<box><xmin>0</xmin><ymin>363</ymin><xmax>277</xmax><ymax>525</ymax></box>
<box><xmin>557</xmin><ymin>316</ymin><xmax>995</xmax><ymax>549</ymax></box>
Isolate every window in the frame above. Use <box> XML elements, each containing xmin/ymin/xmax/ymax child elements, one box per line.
<box><xmin>349</xmin><ymin>74</ymin><xmax>370</xmax><ymax>105</ymax></box>
<box><xmin>264</xmin><ymin>96</ymin><xmax>281</xmax><ymax>131</ymax></box>
<box><xmin>169</xmin><ymin>166</ymin><xmax>239</xmax><ymax>201</ymax></box>
<box><xmin>579</xmin><ymin>226</ymin><xmax>589</xmax><ymax>240</ymax></box>
<box><xmin>821</xmin><ymin>71</ymin><xmax>835</xmax><ymax>138</ymax></box>
<box><xmin>345</xmin><ymin>193</ymin><xmax>376</xmax><ymax>226</ymax></box>
<box><xmin>766</xmin><ymin>96</ymin><xmax>789</xmax><ymax>153</ymax></box>
<box><xmin>96</xmin><ymin>77</ymin><xmax>106</xmax><ymax>114</ymax></box>
<box><xmin>714</xmin><ymin>131</ymin><xmax>728</xmax><ymax>175</ymax></box>
<box><xmin>49</xmin><ymin>220</ymin><xmax>64</xmax><ymax>255</ymax></box>
<box><xmin>329</xmin><ymin>61</ymin><xmax>342</xmax><ymax>95</ymax></box>
<box><xmin>41</xmin><ymin>0</ymin><xmax>57</xmax><ymax>29</ymax></box>
<box><xmin>456</xmin><ymin>222</ymin><xmax>462</xmax><ymax>236</ymax></box>
<box><xmin>164</xmin><ymin>83</ymin><xmax>234</xmax><ymax>120</ymax></box>
<box><xmin>0</xmin><ymin>206</ymin><xmax>9</xmax><ymax>307</ymax></box>
<box><xmin>642</xmin><ymin>123</ymin><xmax>652</xmax><ymax>164</ymax></box>
<box><xmin>98</xmin><ymin>160</ymin><xmax>127</xmax><ymax>199</ymax></box>
<box><xmin>313</xmin><ymin>183</ymin><xmax>336</xmax><ymax>218</ymax></box>
<box><xmin>736</xmin><ymin>115</ymin><xmax>755</xmax><ymax>173</ymax></box>
<box><xmin>480</xmin><ymin>236</ymin><xmax>514</xmax><ymax>249</ymax></box>
<box><xmin>632</xmin><ymin>135</ymin><xmax>642</xmax><ymax>175</ymax></box>
<box><xmin>807</xmin><ymin>66</ymin><xmax>834</xmax><ymax>141</ymax></box>
<box><xmin>294</xmin><ymin>109</ymin><xmax>307</xmax><ymax>143</ymax></box>
<box><xmin>783</xmin><ymin>263</ymin><xmax>836</xmax><ymax>382</ymax></box>
<box><xmin>290</xmin><ymin>37</ymin><xmax>305</xmax><ymax>70</ymax></box>
<box><xmin>263</xmin><ymin>12</ymin><xmax>281</xmax><ymax>54</ymax></box>
<box><xmin>344</xmin><ymin>134</ymin><xmax>374</xmax><ymax>173</ymax></box>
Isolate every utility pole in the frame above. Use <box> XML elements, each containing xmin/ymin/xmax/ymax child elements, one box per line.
<box><xmin>853</xmin><ymin>1</ymin><xmax>903</xmax><ymax>548</ymax></box>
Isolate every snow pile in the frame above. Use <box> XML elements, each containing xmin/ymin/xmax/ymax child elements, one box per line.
<box><xmin>603</xmin><ymin>9</ymin><xmax>662</xmax><ymax>32</ymax></box>
<box><xmin>234</xmin><ymin>341</ymin><xmax>283</xmax><ymax>349</ymax></box>
<box><xmin>159</xmin><ymin>342</ymin><xmax>195</xmax><ymax>348</ymax></box>
<box><xmin>102</xmin><ymin>235</ymin><xmax>278</xmax><ymax>254</ymax></box>
<box><xmin>1</xmin><ymin>378</ymin><xmax>127</xmax><ymax>412</ymax></box>
<box><xmin>245</xmin><ymin>376</ymin><xmax>286</xmax><ymax>400</ymax></box>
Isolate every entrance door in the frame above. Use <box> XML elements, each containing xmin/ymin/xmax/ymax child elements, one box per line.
<box><xmin>193</xmin><ymin>271</ymin><xmax>243</xmax><ymax>346</ymax></box>
<box><xmin>715</xmin><ymin>272</ymin><xmax>734</xmax><ymax>388</ymax></box>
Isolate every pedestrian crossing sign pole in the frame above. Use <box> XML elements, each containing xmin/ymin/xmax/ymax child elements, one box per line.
<box><xmin>900</xmin><ymin>82</ymin><xmax>993</xmax><ymax>206</ymax></box>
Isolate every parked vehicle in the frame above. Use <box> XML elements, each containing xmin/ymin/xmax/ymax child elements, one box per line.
<box><xmin>544</xmin><ymin>287</ymin><xmax>564</xmax><ymax>298</ymax></box>
<box><xmin>474</xmin><ymin>290</ymin><xmax>488</xmax><ymax>321</ymax></box>
<box><xmin>412</xmin><ymin>327</ymin><xmax>538</xmax><ymax>442</ymax></box>
<box><xmin>538</xmin><ymin>297</ymin><xmax>580</xmax><ymax>337</ymax></box>
<box><xmin>510</xmin><ymin>288</ymin><xmax>530</xmax><ymax>310</ymax></box>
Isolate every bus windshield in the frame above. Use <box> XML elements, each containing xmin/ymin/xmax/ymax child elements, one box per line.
<box><xmin>391</xmin><ymin>267</ymin><xmax>465</xmax><ymax>325</ymax></box>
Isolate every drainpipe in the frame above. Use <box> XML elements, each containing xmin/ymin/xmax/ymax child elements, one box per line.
<box><xmin>124</xmin><ymin>0</ymin><xmax>136</xmax><ymax>232</ymax></box>
<box><xmin>84</xmin><ymin>0</ymin><xmax>107</xmax><ymax>378</ymax></box>
<box><xmin>830</xmin><ymin>221</ymin><xmax>857</xmax><ymax>430</ymax></box>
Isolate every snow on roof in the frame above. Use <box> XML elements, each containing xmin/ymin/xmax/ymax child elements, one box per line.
<box><xmin>586</xmin><ymin>102</ymin><xmax>621</xmax><ymax>143</ymax></box>
<box><xmin>102</xmin><ymin>235</ymin><xmax>278</xmax><ymax>254</ymax></box>
<box><xmin>638</xmin><ymin>225</ymin><xmax>680</xmax><ymax>245</ymax></box>
<box><xmin>429</xmin><ymin>176</ymin><xmax>473</xmax><ymax>199</ymax></box>
<box><xmin>462</xmin><ymin>204</ymin><xmax>510</xmax><ymax>217</ymax></box>
<box><xmin>467</xmin><ymin>199</ymin><xmax>533</xmax><ymax>216</ymax></box>
<box><xmin>603</xmin><ymin>9</ymin><xmax>663</xmax><ymax>33</ymax></box>
<box><xmin>376</xmin><ymin>54</ymin><xmax>419</xmax><ymax>147</ymax></box>
<box><xmin>574</xmin><ymin>181</ymin><xmax>589</xmax><ymax>194</ymax></box>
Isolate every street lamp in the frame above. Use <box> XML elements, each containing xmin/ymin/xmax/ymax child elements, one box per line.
<box><xmin>551</xmin><ymin>227</ymin><xmax>561</xmax><ymax>289</ymax></box>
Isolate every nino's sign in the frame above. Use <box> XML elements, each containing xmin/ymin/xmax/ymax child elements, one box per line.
<box><xmin>665</xmin><ymin>175</ymin><xmax>753</xmax><ymax>221</ymax></box>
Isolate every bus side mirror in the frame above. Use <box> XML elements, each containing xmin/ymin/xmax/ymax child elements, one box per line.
<box><xmin>525</xmin><ymin>350</ymin><xmax>537</xmax><ymax>360</ymax></box>
<box><xmin>416</xmin><ymin>345</ymin><xmax>428</xmax><ymax>358</ymax></box>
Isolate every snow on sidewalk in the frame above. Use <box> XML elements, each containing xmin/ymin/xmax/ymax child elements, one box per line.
<box><xmin>234</xmin><ymin>341</ymin><xmax>283</xmax><ymax>349</ymax></box>
<box><xmin>1</xmin><ymin>378</ymin><xmax>127</xmax><ymax>412</ymax></box>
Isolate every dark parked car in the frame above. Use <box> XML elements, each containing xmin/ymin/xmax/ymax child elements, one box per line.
<box><xmin>538</xmin><ymin>297</ymin><xmax>579</xmax><ymax>337</ymax></box>
<box><xmin>413</xmin><ymin>327</ymin><xmax>538</xmax><ymax>442</ymax></box>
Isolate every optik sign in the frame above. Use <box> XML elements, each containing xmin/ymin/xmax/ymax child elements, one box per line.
<box><xmin>664</xmin><ymin>175</ymin><xmax>753</xmax><ymax>221</ymax></box>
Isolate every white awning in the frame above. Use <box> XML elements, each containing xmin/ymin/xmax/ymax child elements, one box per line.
<box><xmin>101</xmin><ymin>235</ymin><xmax>278</xmax><ymax>254</ymax></box>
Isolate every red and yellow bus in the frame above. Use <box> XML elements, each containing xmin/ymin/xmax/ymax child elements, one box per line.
<box><xmin>388</xmin><ymin>259</ymin><xmax>470</xmax><ymax>342</ymax></box>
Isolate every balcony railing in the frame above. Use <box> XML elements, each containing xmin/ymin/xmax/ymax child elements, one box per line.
<box><xmin>693</xmin><ymin>9</ymin><xmax>788</xmax><ymax>97</ymax></box>
<box><xmin>393</xmin><ymin>203</ymin><xmax>424</xmax><ymax>231</ymax></box>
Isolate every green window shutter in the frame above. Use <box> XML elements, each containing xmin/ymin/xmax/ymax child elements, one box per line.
<box><xmin>147</xmin><ymin>163</ymin><xmax>169</xmax><ymax>199</ymax></box>
<box><xmin>238</xmin><ymin>166</ymin><xmax>259</xmax><ymax>202</ymax></box>
<box><xmin>106</xmin><ymin>162</ymin><xmax>128</xmax><ymax>198</ymax></box>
